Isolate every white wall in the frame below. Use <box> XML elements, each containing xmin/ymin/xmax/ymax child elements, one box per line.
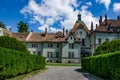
<box><xmin>0</xmin><ymin>28</ymin><xmax>3</xmax><ymax>36</ymax></box>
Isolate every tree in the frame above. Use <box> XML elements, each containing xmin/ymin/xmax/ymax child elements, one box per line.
<box><xmin>0</xmin><ymin>36</ymin><xmax>29</xmax><ymax>53</ymax></box>
<box><xmin>0</xmin><ymin>21</ymin><xmax>6</xmax><ymax>29</ymax></box>
<box><xmin>17</xmin><ymin>21</ymin><xmax>29</xmax><ymax>32</ymax></box>
<box><xmin>94</xmin><ymin>39</ymin><xmax>120</xmax><ymax>55</ymax></box>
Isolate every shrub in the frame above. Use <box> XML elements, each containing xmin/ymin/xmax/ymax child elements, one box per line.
<box><xmin>81</xmin><ymin>51</ymin><xmax>120</xmax><ymax>80</ymax></box>
<box><xmin>94</xmin><ymin>39</ymin><xmax>120</xmax><ymax>55</ymax></box>
<box><xmin>0</xmin><ymin>47</ymin><xmax>46</xmax><ymax>79</ymax></box>
<box><xmin>0</xmin><ymin>36</ymin><xmax>28</xmax><ymax>53</ymax></box>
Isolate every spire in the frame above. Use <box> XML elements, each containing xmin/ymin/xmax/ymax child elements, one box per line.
<box><xmin>78</xmin><ymin>11</ymin><xmax>81</xmax><ymax>25</ymax></box>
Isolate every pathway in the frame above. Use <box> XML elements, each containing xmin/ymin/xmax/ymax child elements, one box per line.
<box><xmin>23</xmin><ymin>66</ymin><xmax>103</xmax><ymax>80</ymax></box>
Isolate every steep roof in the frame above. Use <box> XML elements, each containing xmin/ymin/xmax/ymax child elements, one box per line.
<box><xmin>13</xmin><ymin>32</ymin><xmax>30</xmax><ymax>42</ymax></box>
<box><xmin>71</xmin><ymin>21</ymin><xmax>90</xmax><ymax>34</ymax></box>
<box><xmin>27</xmin><ymin>32</ymin><xmax>66</xmax><ymax>42</ymax></box>
<box><xmin>94</xmin><ymin>19</ymin><xmax>120</xmax><ymax>32</ymax></box>
<box><xmin>13</xmin><ymin>31</ymin><xmax>81</xmax><ymax>43</ymax></box>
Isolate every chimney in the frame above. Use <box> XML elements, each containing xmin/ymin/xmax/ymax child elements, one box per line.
<box><xmin>66</xmin><ymin>29</ymin><xmax>68</xmax><ymax>35</ymax></box>
<box><xmin>99</xmin><ymin>16</ymin><xmax>102</xmax><ymax>26</ymax></box>
<box><xmin>31</xmin><ymin>29</ymin><xmax>33</xmax><ymax>32</ymax></box>
<box><xmin>105</xmin><ymin>14</ymin><xmax>107</xmax><ymax>25</ymax></box>
<box><xmin>96</xmin><ymin>24</ymin><xmax>98</xmax><ymax>28</ymax></box>
<box><xmin>117</xmin><ymin>16</ymin><xmax>120</xmax><ymax>20</ymax></box>
<box><xmin>9</xmin><ymin>27</ymin><xmax>12</xmax><ymax>32</ymax></box>
<box><xmin>63</xmin><ymin>27</ymin><xmax>65</xmax><ymax>37</ymax></box>
<box><xmin>91</xmin><ymin>22</ymin><xmax>93</xmax><ymax>31</ymax></box>
<box><xmin>45</xmin><ymin>27</ymin><xmax>47</xmax><ymax>35</ymax></box>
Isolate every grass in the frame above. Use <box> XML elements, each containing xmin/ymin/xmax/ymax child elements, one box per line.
<box><xmin>6</xmin><ymin>68</ymin><xmax>47</xmax><ymax>80</ymax></box>
<box><xmin>46</xmin><ymin>63</ymin><xmax>81</xmax><ymax>66</ymax></box>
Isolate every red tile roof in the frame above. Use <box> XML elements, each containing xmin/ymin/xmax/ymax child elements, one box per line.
<box><xmin>13</xmin><ymin>32</ymin><xmax>30</xmax><ymax>41</ymax></box>
<box><xmin>71</xmin><ymin>21</ymin><xmax>90</xmax><ymax>34</ymax></box>
<box><xmin>95</xmin><ymin>19</ymin><xmax>120</xmax><ymax>32</ymax></box>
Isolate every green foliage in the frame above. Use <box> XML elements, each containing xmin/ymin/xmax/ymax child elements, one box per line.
<box><xmin>0</xmin><ymin>47</ymin><xmax>46</xmax><ymax>79</ymax></box>
<box><xmin>81</xmin><ymin>51</ymin><xmax>120</xmax><ymax>80</ymax></box>
<box><xmin>94</xmin><ymin>39</ymin><xmax>120</xmax><ymax>55</ymax></box>
<box><xmin>17</xmin><ymin>21</ymin><xmax>29</xmax><ymax>32</ymax></box>
<box><xmin>0</xmin><ymin>21</ymin><xmax>6</xmax><ymax>29</ymax></box>
<box><xmin>0</xmin><ymin>36</ymin><xmax>28</xmax><ymax>53</ymax></box>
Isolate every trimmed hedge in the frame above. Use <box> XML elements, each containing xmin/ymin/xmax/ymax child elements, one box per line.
<box><xmin>0</xmin><ymin>47</ymin><xmax>46</xmax><ymax>79</ymax></box>
<box><xmin>94</xmin><ymin>39</ymin><xmax>120</xmax><ymax>55</ymax></box>
<box><xmin>81</xmin><ymin>51</ymin><xmax>120</xmax><ymax>80</ymax></box>
<box><xmin>0</xmin><ymin>36</ymin><xmax>28</xmax><ymax>53</ymax></box>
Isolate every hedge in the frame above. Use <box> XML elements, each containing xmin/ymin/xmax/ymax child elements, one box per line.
<box><xmin>0</xmin><ymin>47</ymin><xmax>46</xmax><ymax>79</ymax></box>
<box><xmin>81</xmin><ymin>51</ymin><xmax>120</xmax><ymax>80</ymax></box>
<box><xmin>0</xmin><ymin>36</ymin><xmax>28</xmax><ymax>53</ymax></box>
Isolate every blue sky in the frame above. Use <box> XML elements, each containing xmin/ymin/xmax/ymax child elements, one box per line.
<box><xmin>0</xmin><ymin>0</ymin><xmax>120</xmax><ymax>32</ymax></box>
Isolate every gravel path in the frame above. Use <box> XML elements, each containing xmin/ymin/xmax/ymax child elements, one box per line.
<box><xmin>23</xmin><ymin>66</ymin><xmax>102</xmax><ymax>80</ymax></box>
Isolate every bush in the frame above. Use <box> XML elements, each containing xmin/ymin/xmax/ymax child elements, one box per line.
<box><xmin>94</xmin><ymin>39</ymin><xmax>120</xmax><ymax>55</ymax></box>
<box><xmin>0</xmin><ymin>47</ymin><xmax>46</xmax><ymax>79</ymax></box>
<box><xmin>0</xmin><ymin>36</ymin><xmax>28</xmax><ymax>53</ymax></box>
<box><xmin>81</xmin><ymin>51</ymin><xmax>120</xmax><ymax>80</ymax></box>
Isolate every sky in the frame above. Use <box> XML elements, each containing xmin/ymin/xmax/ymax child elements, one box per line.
<box><xmin>0</xmin><ymin>0</ymin><xmax>120</xmax><ymax>32</ymax></box>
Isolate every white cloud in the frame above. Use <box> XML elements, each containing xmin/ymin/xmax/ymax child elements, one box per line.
<box><xmin>113</xmin><ymin>3</ymin><xmax>120</xmax><ymax>12</ymax></box>
<box><xmin>21</xmin><ymin>0</ymin><xmax>99</xmax><ymax>32</ymax></box>
<box><xmin>96</xmin><ymin>0</ymin><xmax>111</xmax><ymax>10</ymax></box>
<box><xmin>6</xmin><ymin>25</ymin><xmax>12</xmax><ymax>31</ymax></box>
<box><xmin>81</xmin><ymin>4</ymin><xmax>99</xmax><ymax>29</ymax></box>
<box><xmin>86</xmin><ymin>2</ymin><xmax>92</xmax><ymax>6</ymax></box>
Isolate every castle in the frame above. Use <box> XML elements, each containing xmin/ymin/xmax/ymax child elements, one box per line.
<box><xmin>1</xmin><ymin>13</ymin><xmax>120</xmax><ymax>63</ymax></box>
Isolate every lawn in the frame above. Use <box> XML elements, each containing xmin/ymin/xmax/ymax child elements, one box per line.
<box><xmin>46</xmin><ymin>63</ymin><xmax>81</xmax><ymax>66</ymax></box>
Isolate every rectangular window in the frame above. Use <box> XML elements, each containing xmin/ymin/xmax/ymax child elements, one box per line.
<box><xmin>68</xmin><ymin>52</ymin><xmax>71</xmax><ymax>58</ymax></box>
<box><xmin>82</xmin><ymin>38</ymin><xmax>85</xmax><ymax>46</ymax></box>
<box><xmin>38</xmin><ymin>51</ymin><xmax>41</xmax><ymax>56</ymax></box>
<box><xmin>69</xmin><ymin>43</ymin><xmax>74</xmax><ymax>49</ymax></box>
<box><xmin>48</xmin><ymin>44</ymin><xmax>50</xmax><ymax>48</ymax></box>
<box><xmin>32</xmin><ymin>43</ymin><xmax>38</xmax><ymax>48</ymax></box>
<box><xmin>98</xmin><ymin>38</ymin><xmax>102</xmax><ymax>44</ymax></box>
<box><xmin>72</xmin><ymin>52</ymin><xmax>74</xmax><ymax>58</ymax></box>
<box><xmin>48</xmin><ymin>44</ymin><xmax>53</xmax><ymax>48</ymax></box>
<box><xmin>57</xmin><ymin>44</ymin><xmax>59</xmax><ymax>48</ymax></box>
<box><xmin>51</xmin><ymin>44</ymin><xmax>53</xmax><ymax>48</ymax></box>
<box><xmin>56</xmin><ymin>52</ymin><xmax>59</xmax><ymax>58</ymax></box>
<box><xmin>47</xmin><ymin>52</ymin><xmax>49</xmax><ymax>58</ymax></box>
<box><xmin>106</xmin><ymin>39</ymin><xmax>109</xmax><ymax>42</ymax></box>
<box><xmin>68</xmin><ymin>52</ymin><xmax>74</xmax><ymax>58</ymax></box>
<box><xmin>50</xmin><ymin>52</ymin><xmax>52</xmax><ymax>58</ymax></box>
